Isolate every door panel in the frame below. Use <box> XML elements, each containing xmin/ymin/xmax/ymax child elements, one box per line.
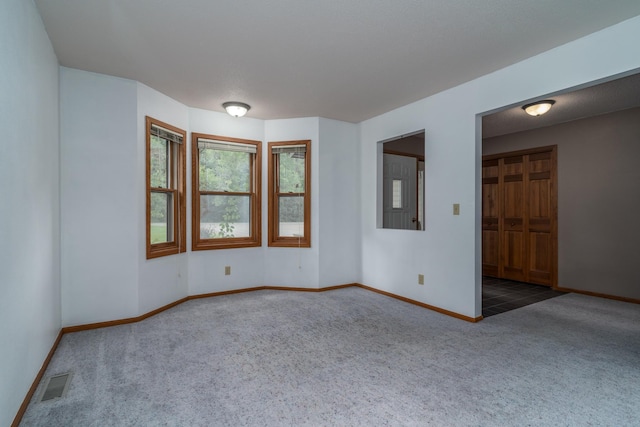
<box><xmin>502</xmin><ymin>159</ymin><xmax>522</xmax><ymax>175</ymax></box>
<box><xmin>529</xmin><ymin>152</ymin><xmax>551</xmax><ymax>172</ymax></box>
<box><xmin>503</xmin><ymin>180</ymin><xmax>523</xmax><ymax>217</ymax></box>
<box><xmin>482</xmin><ymin>183</ymin><xmax>498</xmax><ymax>218</ymax></box>
<box><xmin>526</xmin><ymin>150</ymin><xmax>554</xmax><ymax>285</ymax></box>
<box><xmin>504</xmin><ymin>231</ymin><xmax>524</xmax><ymax>279</ymax></box>
<box><xmin>529</xmin><ymin>179</ymin><xmax>550</xmax><ymax>218</ymax></box>
<box><xmin>383</xmin><ymin>154</ymin><xmax>418</xmax><ymax>230</ymax></box>
<box><xmin>482</xmin><ymin>159</ymin><xmax>500</xmax><ymax>276</ymax></box>
<box><xmin>502</xmin><ymin>156</ymin><xmax>525</xmax><ymax>281</ymax></box>
<box><xmin>529</xmin><ymin>232</ymin><xmax>551</xmax><ymax>283</ymax></box>
<box><xmin>482</xmin><ymin>230</ymin><xmax>499</xmax><ymax>271</ymax></box>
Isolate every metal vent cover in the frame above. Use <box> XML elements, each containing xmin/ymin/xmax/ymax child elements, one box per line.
<box><xmin>40</xmin><ymin>372</ymin><xmax>72</xmax><ymax>402</ymax></box>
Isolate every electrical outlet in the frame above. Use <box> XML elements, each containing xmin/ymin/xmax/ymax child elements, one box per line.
<box><xmin>225</xmin><ymin>266</ymin><xmax>231</xmax><ymax>276</ymax></box>
<box><xmin>418</xmin><ymin>274</ymin><xmax>424</xmax><ymax>285</ymax></box>
<box><xmin>453</xmin><ymin>203</ymin><xmax>460</xmax><ymax>215</ymax></box>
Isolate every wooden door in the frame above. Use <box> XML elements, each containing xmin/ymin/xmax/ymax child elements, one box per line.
<box><xmin>502</xmin><ymin>155</ymin><xmax>526</xmax><ymax>281</ymax></box>
<box><xmin>526</xmin><ymin>151</ymin><xmax>556</xmax><ymax>285</ymax></box>
<box><xmin>482</xmin><ymin>159</ymin><xmax>500</xmax><ymax>277</ymax></box>
<box><xmin>482</xmin><ymin>146</ymin><xmax>557</xmax><ymax>287</ymax></box>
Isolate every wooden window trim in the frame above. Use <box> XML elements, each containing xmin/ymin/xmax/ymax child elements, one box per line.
<box><xmin>268</xmin><ymin>140</ymin><xmax>311</xmax><ymax>248</ymax></box>
<box><xmin>146</xmin><ymin>116</ymin><xmax>186</xmax><ymax>259</ymax></box>
<box><xmin>191</xmin><ymin>133</ymin><xmax>262</xmax><ymax>250</ymax></box>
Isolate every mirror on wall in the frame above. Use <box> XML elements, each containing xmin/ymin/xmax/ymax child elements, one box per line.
<box><xmin>379</xmin><ymin>131</ymin><xmax>425</xmax><ymax>230</ymax></box>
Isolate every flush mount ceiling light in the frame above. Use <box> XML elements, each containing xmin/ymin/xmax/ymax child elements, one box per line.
<box><xmin>223</xmin><ymin>101</ymin><xmax>251</xmax><ymax>118</ymax></box>
<box><xmin>522</xmin><ymin>100</ymin><xmax>555</xmax><ymax>116</ymax></box>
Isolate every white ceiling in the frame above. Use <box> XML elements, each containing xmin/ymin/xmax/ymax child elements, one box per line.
<box><xmin>35</xmin><ymin>0</ymin><xmax>640</xmax><ymax>123</ymax></box>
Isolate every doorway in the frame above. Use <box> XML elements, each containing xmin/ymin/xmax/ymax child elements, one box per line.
<box><xmin>479</xmin><ymin>71</ymin><xmax>640</xmax><ymax>315</ymax></box>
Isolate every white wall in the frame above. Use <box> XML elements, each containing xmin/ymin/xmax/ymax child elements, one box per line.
<box><xmin>187</xmin><ymin>108</ymin><xmax>266</xmax><ymax>295</ymax></box>
<box><xmin>60</xmin><ymin>68</ymin><xmax>139</xmax><ymax>325</ymax></box>
<box><xmin>484</xmin><ymin>107</ymin><xmax>640</xmax><ymax>300</ymax></box>
<box><xmin>361</xmin><ymin>96</ymin><xmax>478</xmax><ymax>317</ymax></box>
<box><xmin>136</xmin><ymin>83</ymin><xmax>190</xmax><ymax>314</ymax></box>
<box><xmin>360</xmin><ymin>15</ymin><xmax>640</xmax><ymax>318</ymax></box>
<box><xmin>318</xmin><ymin>118</ymin><xmax>361</xmax><ymax>286</ymax></box>
<box><xmin>0</xmin><ymin>0</ymin><xmax>60</xmax><ymax>425</ymax></box>
<box><xmin>264</xmin><ymin>118</ymin><xmax>321</xmax><ymax>288</ymax></box>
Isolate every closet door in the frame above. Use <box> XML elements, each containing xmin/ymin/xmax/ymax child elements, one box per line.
<box><xmin>502</xmin><ymin>155</ymin><xmax>526</xmax><ymax>281</ymax></box>
<box><xmin>482</xmin><ymin>159</ymin><xmax>500</xmax><ymax>277</ymax></box>
<box><xmin>526</xmin><ymin>150</ymin><xmax>556</xmax><ymax>286</ymax></box>
<box><xmin>482</xmin><ymin>146</ymin><xmax>557</xmax><ymax>287</ymax></box>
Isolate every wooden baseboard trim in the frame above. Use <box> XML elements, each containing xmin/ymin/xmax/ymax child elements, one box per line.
<box><xmin>554</xmin><ymin>286</ymin><xmax>640</xmax><ymax>305</ymax></box>
<box><xmin>264</xmin><ymin>284</ymin><xmax>355</xmax><ymax>293</ymax></box>
<box><xmin>62</xmin><ymin>318</ymin><xmax>139</xmax><ymax>334</ymax></box>
<box><xmin>62</xmin><ymin>282</ymin><xmax>479</xmax><ymax>334</ymax></box>
<box><xmin>263</xmin><ymin>286</ymin><xmax>321</xmax><ymax>292</ymax></box>
<box><xmin>61</xmin><ymin>297</ymin><xmax>191</xmax><ymax>333</ymax></box>
<box><xmin>61</xmin><ymin>284</ymin><xmax>359</xmax><ymax>333</ymax></box>
<box><xmin>16</xmin><ymin>281</ymin><xmax>477</xmax><ymax>425</ymax></box>
<box><xmin>317</xmin><ymin>283</ymin><xmax>359</xmax><ymax>292</ymax></box>
<box><xmin>11</xmin><ymin>330</ymin><xmax>64</xmax><ymax>427</ymax></box>
<box><xmin>354</xmin><ymin>283</ymin><xmax>483</xmax><ymax>323</ymax></box>
<box><xmin>189</xmin><ymin>287</ymin><xmax>266</xmax><ymax>300</ymax></box>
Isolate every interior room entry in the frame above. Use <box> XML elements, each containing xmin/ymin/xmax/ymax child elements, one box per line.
<box><xmin>379</xmin><ymin>131</ymin><xmax>425</xmax><ymax>230</ymax></box>
<box><xmin>482</xmin><ymin>145</ymin><xmax>557</xmax><ymax>286</ymax></box>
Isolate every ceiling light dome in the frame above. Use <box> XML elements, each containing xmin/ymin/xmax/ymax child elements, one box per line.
<box><xmin>223</xmin><ymin>101</ymin><xmax>251</xmax><ymax>118</ymax></box>
<box><xmin>522</xmin><ymin>100</ymin><xmax>555</xmax><ymax>116</ymax></box>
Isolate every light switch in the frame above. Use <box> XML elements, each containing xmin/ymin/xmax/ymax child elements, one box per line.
<box><xmin>453</xmin><ymin>204</ymin><xmax>460</xmax><ymax>215</ymax></box>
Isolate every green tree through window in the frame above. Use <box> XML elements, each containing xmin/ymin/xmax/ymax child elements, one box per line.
<box><xmin>146</xmin><ymin>116</ymin><xmax>186</xmax><ymax>259</ymax></box>
<box><xmin>268</xmin><ymin>140</ymin><xmax>311</xmax><ymax>247</ymax></box>
<box><xmin>192</xmin><ymin>134</ymin><xmax>261</xmax><ymax>250</ymax></box>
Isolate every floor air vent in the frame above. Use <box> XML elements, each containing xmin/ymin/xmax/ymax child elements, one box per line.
<box><xmin>40</xmin><ymin>373</ymin><xmax>72</xmax><ymax>402</ymax></box>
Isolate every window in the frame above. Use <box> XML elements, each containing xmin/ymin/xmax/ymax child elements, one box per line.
<box><xmin>268</xmin><ymin>140</ymin><xmax>311</xmax><ymax>247</ymax></box>
<box><xmin>146</xmin><ymin>116</ymin><xmax>186</xmax><ymax>259</ymax></box>
<box><xmin>192</xmin><ymin>133</ymin><xmax>261</xmax><ymax>250</ymax></box>
<box><xmin>392</xmin><ymin>180</ymin><xmax>403</xmax><ymax>208</ymax></box>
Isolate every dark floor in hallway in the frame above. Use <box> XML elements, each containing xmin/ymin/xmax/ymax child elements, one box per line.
<box><xmin>482</xmin><ymin>277</ymin><xmax>566</xmax><ymax>318</ymax></box>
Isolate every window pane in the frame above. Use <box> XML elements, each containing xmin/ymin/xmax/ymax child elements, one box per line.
<box><xmin>200</xmin><ymin>195</ymin><xmax>251</xmax><ymax>238</ymax></box>
<box><xmin>150</xmin><ymin>192</ymin><xmax>174</xmax><ymax>243</ymax></box>
<box><xmin>150</xmin><ymin>135</ymin><xmax>168</xmax><ymax>188</ymax></box>
<box><xmin>278</xmin><ymin>153</ymin><xmax>305</xmax><ymax>193</ymax></box>
<box><xmin>199</xmin><ymin>149</ymin><xmax>250</xmax><ymax>192</ymax></box>
<box><xmin>278</xmin><ymin>196</ymin><xmax>304</xmax><ymax>237</ymax></box>
<box><xmin>392</xmin><ymin>179</ymin><xmax>402</xmax><ymax>208</ymax></box>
